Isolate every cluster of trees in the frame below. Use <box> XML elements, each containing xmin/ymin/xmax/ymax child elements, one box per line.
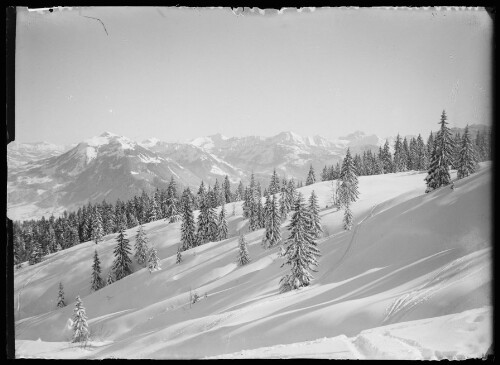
<box><xmin>425</xmin><ymin>112</ymin><xmax>482</xmax><ymax>192</ymax></box>
<box><xmin>14</xmin><ymin>174</ymin><xmax>252</xmax><ymax>267</ymax></box>
<box><xmin>318</xmin><ymin>124</ymin><xmax>491</xmax><ymax>182</ymax></box>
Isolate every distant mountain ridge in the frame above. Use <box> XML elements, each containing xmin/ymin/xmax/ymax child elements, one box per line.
<box><xmin>7</xmin><ymin>125</ymin><xmax>490</xmax><ymax>221</ymax></box>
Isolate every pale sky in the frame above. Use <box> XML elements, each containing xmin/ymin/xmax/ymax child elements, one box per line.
<box><xmin>16</xmin><ymin>7</ymin><xmax>492</xmax><ymax>145</ymax></box>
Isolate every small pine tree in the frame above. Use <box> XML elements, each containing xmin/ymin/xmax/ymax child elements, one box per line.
<box><xmin>106</xmin><ymin>271</ymin><xmax>115</xmax><ymax>285</ymax></box>
<box><xmin>218</xmin><ymin>205</ymin><xmax>228</xmax><ymax>241</ymax></box>
<box><xmin>176</xmin><ymin>245</ymin><xmax>183</xmax><ymax>264</ymax></box>
<box><xmin>305</xmin><ymin>164</ymin><xmax>316</xmax><ymax>185</ymax></box>
<box><xmin>112</xmin><ymin>227</ymin><xmax>133</xmax><ymax>281</ymax></box>
<box><xmin>236</xmin><ymin>235</ymin><xmax>251</xmax><ymax>266</ymax></box>
<box><xmin>338</xmin><ymin>148</ymin><xmax>359</xmax><ymax>208</ymax></box>
<box><xmin>147</xmin><ymin>245</ymin><xmax>161</xmax><ymax>273</ymax></box>
<box><xmin>307</xmin><ymin>191</ymin><xmax>323</xmax><ymax>239</ymax></box>
<box><xmin>91</xmin><ymin>208</ymin><xmax>104</xmax><ymax>244</ymax></box>
<box><xmin>71</xmin><ymin>296</ymin><xmax>90</xmax><ymax>343</ymax></box>
<box><xmin>279</xmin><ymin>192</ymin><xmax>321</xmax><ymax>293</ymax></box>
<box><xmin>56</xmin><ymin>282</ymin><xmax>65</xmax><ymax>308</ymax></box>
<box><xmin>134</xmin><ymin>225</ymin><xmax>149</xmax><ymax>266</ymax></box>
<box><xmin>90</xmin><ymin>249</ymin><xmax>105</xmax><ymax>291</ymax></box>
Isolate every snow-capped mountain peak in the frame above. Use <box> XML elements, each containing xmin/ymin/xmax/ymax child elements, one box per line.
<box><xmin>83</xmin><ymin>132</ymin><xmax>136</xmax><ymax>150</ymax></box>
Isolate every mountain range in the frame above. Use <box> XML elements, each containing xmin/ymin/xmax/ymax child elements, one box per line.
<box><xmin>6</xmin><ymin>125</ymin><xmax>489</xmax><ymax>222</ymax></box>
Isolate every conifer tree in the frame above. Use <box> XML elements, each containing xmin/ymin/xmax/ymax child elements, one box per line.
<box><xmin>112</xmin><ymin>227</ymin><xmax>133</xmax><ymax>280</ymax></box>
<box><xmin>242</xmin><ymin>187</ymin><xmax>252</xmax><ymax>219</ymax></box>
<box><xmin>279</xmin><ymin>189</ymin><xmax>289</xmax><ymax>221</ymax></box>
<box><xmin>71</xmin><ymin>296</ymin><xmax>89</xmax><ymax>343</ymax></box>
<box><xmin>196</xmin><ymin>195</ymin><xmax>218</xmax><ymax>245</ymax></box>
<box><xmin>106</xmin><ymin>271</ymin><xmax>115</xmax><ymax>285</ymax></box>
<box><xmin>382</xmin><ymin>140</ymin><xmax>393</xmax><ymax>173</ymax></box>
<box><xmin>415</xmin><ymin>134</ymin><xmax>427</xmax><ymax>170</ymax></box>
<box><xmin>262</xmin><ymin>195</ymin><xmax>282</xmax><ymax>249</ymax></box>
<box><xmin>338</xmin><ymin>148</ymin><xmax>359</xmax><ymax>207</ymax></box>
<box><xmin>269</xmin><ymin>169</ymin><xmax>281</xmax><ymax>194</ymax></box>
<box><xmin>147</xmin><ymin>197</ymin><xmax>159</xmax><ymax>222</ymax></box>
<box><xmin>321</xmin><ymin>165</ymin><xmax>329</xmax><ymax>181</ymax></box>
<box><xmin>56</xmin><ymin>282</ymin><xmax>65</xmax><ymax>308</ymax></box>
<box><xmin>91</xmin><ymin>207</ymin><xmax>104</xmax><ymax>244</ymax></box>
<box><xmin>218</xmin><ymin>204</ymin><xmax>228</xmax><ymax>241</ymax></box>
<box><xmin>457</xmin><ymin>125</ymin><xmax>479</xmax><ymax>179</ymax></box>
<box><xmin>426</xmin><ymin>131</ymin><xmax>435</xmax><ymax>168</ymax></box>
<box><xmin>90</xmin><ymin>249</ymin><xmax>105</xmax><ymax>291</ymax></box>
<box><xmin>307</xmin><ymin>191</ymin><xmax>323</xmax><ymax>239</ymax></box>
<box><xmin>279</xmin><ymin>192</ymin><xmax>320</xmax><ymax>293</ymax></box>
<box><xmin>223</xmin><ymin>175</ymin><xmax>232</xmax><ymax>204</ymax></box>
<box><xmin>452</xmin><ymin>132</ymin><xmax>462</xmax><ymax>169</ymax></box>
<box><xmin>176</xmin><ymin>245</ymin><xmax>183</xmax><ymax>264</ymax></box>
<box><xmin>306</xmin><ymin>164</ymin><xmax>316</xmax><ymax>185</ymax></box>
<box><xmin>343</xmin><ymin>203</ymin><xmax>353</xmax><ymax>231</ymax></box>
<box><xmin>147</xmin><ymin>244</ymin><xmax>161</xmax><ymax>273</ymax></box>
<box><xmin>29</xmin><ymin>241</ymin><xmax>42</xmax><ymax>265</ymax></box>
<box><xmin>134</xmin><ymin>224</ymin><xmax>149</xmax><ymax>266</ymax></box>
<box><xmin>236</xmin><ymin>235</ymin><xmax>251</xmax><ymax>266</ymax></box>
<box><xmin>425</xmin><ymin>110</ymin><xmax>454</xmax><ymax>192</ymax></box>
<box><xmin>286</xmin><ymin>179</ymin><xmax>297</xmax><ymax>212</ymax></box>
<box><xmin>402</xmin><ymin>137</ymin><xmax>410</xmax><ymax>171</ymax></box>
<box><xmin>393</xmin><ymin>134</ymin><xmax>404</xmax><ymax>172</ymax></box>
<box><xmin>180</xmin><ymin>195</ymin><xmax>197</xmax><ymax>251</ymax></box>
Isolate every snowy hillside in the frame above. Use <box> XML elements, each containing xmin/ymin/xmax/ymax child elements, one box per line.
<box><xmin>14</xmin><ymin>163</ymin><xmax>491</xmax><ymax>359</ymax></box>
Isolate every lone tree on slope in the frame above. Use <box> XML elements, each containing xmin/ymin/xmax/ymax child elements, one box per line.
<box><xmin>218</xmin><ymin>204</ymin><xmax>229</xmax><ymax>241</ymax></box>
<box><xmin>90</xmin><ymin>249</ymin><xmax>105</xmax><ymax>291</ymax></box>
<box><xmin>425</xmin><ymin>110</ymin><xmax>454</xmax><ymax>192</ymax></box>
<box><xmin>56</xmin><ymin>282</ymin><xmax>66</xmax><ymax>308</ymax></box>
<box><xmin>279</xmin><ymin>192</ymin><xmax>321</xmax><ymax>293</ymax></box>
<box><xmin>72</xmin><ymin>295</ymin><xmax>90</xmax><ymax>343</ymax></box>
<box><xmin>176</xmin><ymin>245</ymin><xmax>183</xmax><ymax>264</ymax></box>
<box><xmin>236</xmin><ymin>234</ymin><xmax>251</xmax><ymax>266</ymax></box>
<box><xmin>148</xmin><ymin>244</ymin><xmax>161</xmax><ymax>273</ymax></box>
<box><xmin>112</xmin><ymin>226</ymin><xmax>133</xmax><ymax>281</ymax></box>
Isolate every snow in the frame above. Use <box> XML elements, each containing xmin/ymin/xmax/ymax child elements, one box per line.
<box><xmin>210</xmin><ymin>165</ymin><xmax>226</xmax><ymax>176</ymax></box>
<box><xmin>84</xmin><ymin>132</ymin><xmax>136</xmax><ymax>150</ymax></box>
<box><xmin>130</xmin><ymin>171</ymin><xmax>139</xmax><ymax>175</ymax></box>
<box><xmin>210</xmin><ymin>306</ymin><xmax>491</xmax><ymax>359</ymax></box>
<box><xmin>85</xmin><ymin>147</ymin><xmax>97</xmax><ymax>164</ymax></box>
<box><xmin>14</xmin><ymin>164</ymin><xmax>492</xmax><ymax>359</ymax></box>
<box><xmin>17</xmin><ymin>176</ymin><xmax>53</xmax><ymax>184</ymax></box>
<box><xmin>190</xmin><ymin>136</ymin><xmax>214</xmax><ymax>150</ymax></box>
<box><xmin>138</xmin><ymin>154</ymin><xmax>162</xmax><ymax>164</ymax></box>
<box><xmin>140</xmin><ymin>137</ymin><xmax>160</xmax><ymax>148</ymax></box>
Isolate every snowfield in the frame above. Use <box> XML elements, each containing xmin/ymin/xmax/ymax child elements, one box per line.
<box><xmin>14</xmin><ymin>163</ymin><xmax>492</xmax><ymax>359</ymax></box>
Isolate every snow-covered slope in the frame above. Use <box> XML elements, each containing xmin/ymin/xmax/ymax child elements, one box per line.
<box><xmin>14</xmin><ymin>163</ymin><xmax>492</xmax><ymax>359</ymax></box>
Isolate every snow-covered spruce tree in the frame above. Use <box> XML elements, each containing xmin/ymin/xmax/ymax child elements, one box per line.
<box><xmin>306</xmin><ymin>164</ymin><xmax>316</xmax><ymax>186</ymax></box>
<box><xmin>56</xmin><ymin>282</ymin><xmax>66</xmax><ymax>308</ymax></box>
<box><xmin>343</xmin><ymin>203</ymin><xmax>353</xmax><ymax>231</ymax></box>
<box><xmin>112</xmin><ymin>226</ymin><xmax>133</xmax><ymax>281</ymax></box>
<box><xmin>29</xmin><ymin>240</ymin><xmax>42</xmax><ymax>265</ymax></box>
<box><xmin>236</xmin><ymin>235</ymin><xmax>251</xmax><ymax>266</ymax></box>
<box><xmin>307</xmin><ymin>190</ymin><xmax>323</xmax><ymax>239</ymax></box>
<box><xmin>180</xmin><ymin>196</ymin><xmax>197</xmax><ymax>251</ymax></box>
<box><xmin>416</xmin><ymin>134</ymin><xmax>427</xmax><ymax>170</ymax></box>
<box><xmin>452</xmin><ymin>132</ymin><xmax>462</xmax><ymax>170</ymax></box>
<box><xmin>457</xmin><ymin>125</ymin><xmax>479</xmax><ymax>180</ymax></box>
<box><xmin>382</xmin><ymin>140</ymin><xmax>393</xmax><ymax>173</ymax></box>
<box><xmin>393</xmin><ymin>134</ymin><xmax>404</xmax><ymax>173</ymax></box>
<box><xmin>196</xmin><ymin>195</ymin><xmax>219</xmax><ymax>245</ymax></box>
<box><xmin>242</xmin><ymin>187</ymin><xmax>252</xmax><ymax>219</ymax></box>
<box><xmin>147</xmin><ymin>197</ymin><xmax>159</xmax><ymax>223</ymax></box>
<box><xmin>90</xmin><ymin>249</ymin><xmax>105</xmax><ymax>291</ymax></box>
<box><xmin>218</xmin><ymin>204</ymin><xmax>228</xmax><ymax>241</ymax></box>
<box><xmin>147</xmin><ymin>245</ymin><xmax>161</xmax><ymax>273</ymax></box>
<box><xmin>176</xmin><ymin>245</ymin><xmax>183</xmax><ymax>264</ymax></box>
<box><xmin>425</xmin><ymin>110</ymin><xmax>454</xmax><ymax>193</ymax></box>
<box><xmin>279</xmin><ymin>188</ymin><xmax>290</xmax><ymax>221</ymax></box>
<box><xmin>286</xmin><ymin>179</ymin><xmax>297</xmax><ymax>211</ymax></box>
<box><xmin>72</xmin><ymin>296</ymin><xmax>90</xmax><ymax>343</ymax></box>
<box><xmin>269</xmin><ymin>169</ymin><xmax>281</xmax><ymax>195</ymax></box>
<box><xmin>338</xmin><ymin>148</ymin><xmax>359</xmax><ymax>207</ymax></box>
<box><xmin>262</xmin><ymin>195</ymin><xmax>282</xmax><ymax>249</ymax></box>
<box><xmin>91</xmin><ymin>208</ymin><xmax>104</xmax><ymax>245</ymax></box>
<box><xmin>279</xmin><ymin>192</ymin><xmax>321</xmax><ymax>293</ymax></box>
<box><xmin>134</xmin><ymin>224</ymin><xmax>149</xmax><ymax>266</ymax></box>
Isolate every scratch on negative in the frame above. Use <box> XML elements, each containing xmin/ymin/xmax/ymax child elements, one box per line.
<box><xmin>80</xmin><ymin>15</ymin><xmax>109</xmax><ymax>36</ymax></box>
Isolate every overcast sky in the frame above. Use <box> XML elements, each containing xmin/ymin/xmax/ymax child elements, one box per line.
<box><xmin>16</xmin><ymin>7</ymin><xmax>492</xmax><ymax>145</ymax></box>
